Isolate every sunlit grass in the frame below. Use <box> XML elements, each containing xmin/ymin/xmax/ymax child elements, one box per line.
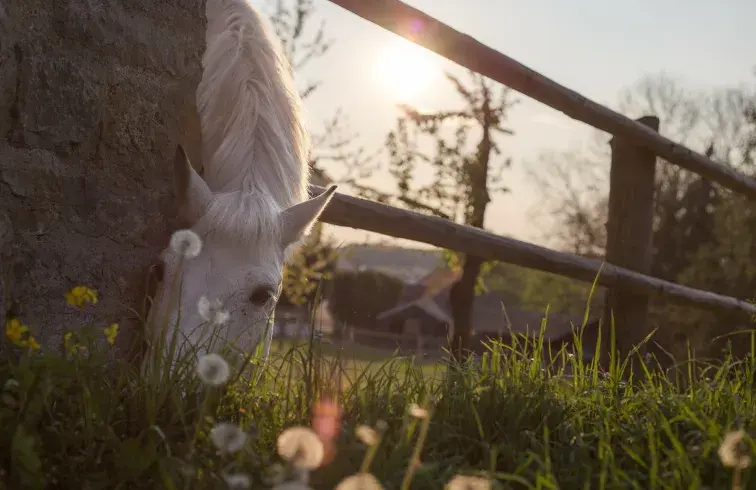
<box><xmin>1</xmin><ymin>229</ymin><xmax>754</xmax><ymax>489</ymax></box>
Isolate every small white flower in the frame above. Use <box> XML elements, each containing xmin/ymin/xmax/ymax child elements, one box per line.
<box><xmin>355</xmin><ymin>425</ymin><xmax>379</xmax><ymax>446</ymax></box>
<box><xmin>210</xmin><ymin>422</ymin><xmax>247</xmax><ymax>454</ymax></box>
<box><xmin>335</xmin><ymin>473</ymin><xmax>384</xmax><ymax>490</ymax></box>
<box><xmin>445</xmin><ymin>475</ymin><xmax>492</xmax><ymax>490</ymax></box>
<box><xmin>169</xmin><ymin>229</ymin><xmax>202</xmax><ymax>258</ymax></box>
<box><xmin>223</xmin><ymin>472</ymin><xmax>252</xmax><ymax>490</ymax></box>
<box><xmin>276</xmin><ymin>426</ymin><xmax>324</xmax><ymax>469</ymax></box>
<box><xmin>197</xmin><ymin>296</ymin><xmax>230</xmax><ymax>326</ymax></box>
<box><xmin>408</xmin><ymin>403</ymin><xmax>428</xmax><ymax>419</ymax></box>
<box><xmin>196</xmin><ymin>353</ymin><xmax>231</xmax><ymax>386</ymax></box>
<box><xmin>719</xmin><ymin>429</ymin><xmax>751</xmax><ymax>469</ymax></box>
<box><xmin>3</xmin><ymin>379</ymin><xmax>19</xmax><ymax>391</ymax></box>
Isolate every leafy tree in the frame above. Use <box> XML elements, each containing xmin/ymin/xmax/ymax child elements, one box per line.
<box><xmin>357</xmin><ymin>71</ymin><xmax>517</xmax><ymax>358</ymax></box>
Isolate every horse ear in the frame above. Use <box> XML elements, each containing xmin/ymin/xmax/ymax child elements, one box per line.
<box><xmin>280</xmin><ymin>185</ymin><xmax>337</xmax><ymax>246</ymax></box>
<box><xmin>174</xmin><ymin>144</ymin><xmax>212</xmax><ymax>224</ymax></box>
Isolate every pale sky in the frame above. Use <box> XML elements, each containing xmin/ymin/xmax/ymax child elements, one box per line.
<box><xmin>252</xmin><ymin>0</ymin><xmax>756</xmax><ymax>250</ymax></box>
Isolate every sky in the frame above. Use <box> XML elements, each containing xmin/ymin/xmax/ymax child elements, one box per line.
<box><xmin>251</xmin><ymin>0</ymin><xmax>756</xmax><ymax>250</ymax></box>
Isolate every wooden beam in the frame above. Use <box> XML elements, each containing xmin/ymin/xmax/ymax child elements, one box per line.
<box><xmin>325</xmin><ymin>0</ymin><xmax>756</xmax><ymax>199</ymax></box>
<box><xmin>603</xmin><ymin>116</ymin><xmax>659</xmax><ymax>363</ymax></box>
<box><xmin>311</xmin><ymin>184</ymin><xmax>756</xmax><ymax>318</ymax></box>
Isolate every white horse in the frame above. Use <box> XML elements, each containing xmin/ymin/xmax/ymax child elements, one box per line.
<box><xmin>146</xmin><ymin>0</ymin><xmax>336</xmax><ymax>366</ymax></box>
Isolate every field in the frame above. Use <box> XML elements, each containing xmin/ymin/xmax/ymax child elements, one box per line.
<box><xmin>2</xmin><ymin>310</ymin><xmax>755</xmax><ymax>490</ymax></box>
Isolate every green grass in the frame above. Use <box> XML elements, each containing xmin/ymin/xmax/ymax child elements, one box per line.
<box><xmin>2</xmin><ymin>316</ymin><xmax>756</xmax><ymax>490</ymax></box>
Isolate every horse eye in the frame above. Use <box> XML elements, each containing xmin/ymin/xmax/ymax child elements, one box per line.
<box><xmin>248</xmin><ymin>287</ymin><xmax>274</xmax><ymax>306</ymax></box>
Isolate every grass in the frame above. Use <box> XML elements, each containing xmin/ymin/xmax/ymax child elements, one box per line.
<box><xmin>1</xmin><ymin>230</ymin><xmax>754</xmax><ymax>490</ymax></box>
<box><xmin>2</xmin><ymin>312</ymin><xmax>756</xmax><ymax>489</ymax></box>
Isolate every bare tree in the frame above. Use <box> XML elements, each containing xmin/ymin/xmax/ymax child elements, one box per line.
<box><xmin>528</xmin><ymin>73</ymin><xmax>756</xmax><ymax>277</ymax></box>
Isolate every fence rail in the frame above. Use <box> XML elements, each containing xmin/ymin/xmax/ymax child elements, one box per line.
<box><xmin>313</xmin><ymin>184</ymin><xmax>756</xmax><ymax>318</ymax></box>
<box><xmin>315</xmin><ymin>0</ymin><xmax>756</xmax><ymax>357</ymax></box>
<box><xmin>326</xmin><ymin>0</ymin><xmax>756</xmax><ymax>200</ymax></box>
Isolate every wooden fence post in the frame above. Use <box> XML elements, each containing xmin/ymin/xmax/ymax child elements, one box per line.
<box><xmin>602</xmin><ymin>115</ymin><xmax>660</xmax><ymax>371</ymax></box>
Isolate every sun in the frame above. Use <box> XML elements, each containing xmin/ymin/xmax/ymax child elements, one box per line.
<box><xmin>373</xmin><ymin>38</ymin><xmax>438</xmax><ymax>103</ymax></box>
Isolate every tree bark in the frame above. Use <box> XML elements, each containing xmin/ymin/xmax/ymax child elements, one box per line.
<box><xmin>450</xmin><ymin>254</ymin><xmax>484</xmax><ymax>358</ymax></box>
<box><xmin>0</xmin><ymin>0</ymin><xmax>206</xmax><ymax>356</ymax></box>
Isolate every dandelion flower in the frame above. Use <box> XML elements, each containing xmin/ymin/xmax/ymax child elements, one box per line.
<box><xmin>335</xmin><ymin>473</ymin><xmax>384</xmax><ymax>490</ymax></box>
<box><xmin>197</xmin><ymin>296</ymin><xmax>230</xmax><ymax>326</ymax></box>
<box><xmin>445</xmin><ymin>475</ymin><xmax>492</xmax><ymax>490</ymax></box>
<box><xmin>63</xmin><ymin>332</ymin><xmax>87</xmax><ymax>356</ymax></box>
<box><xmin>104</xmin><ymin>323</ymin><xmax>119</xmax><ymax>345</ymax></box>
<box><xmin>210</xmin><ymin>422</ymin><xmax>247</xmax><ymax>454</ymax></box>
<box><xmin>276</xmin><ymin>426</ymin><xmax>324</xmax><ymax>469</ymax></box>
<box><xmin>170</xmin><ymin>229</ymin><xmax>202</xmax><ymax>258</ymax></box>
<box><xmin>5</xmin><ymin>318</ymin><xmax>28</xmax><ymax>344</ymax></box>
<box><xmin>196</xmin><ymin>353</ymin><xmax>231</xmax><ymax>386</ymax></box>
<box><xmin>408</xmin><ymin>403</ymin><xmax>428</xmax><ymax>419</ymax></box>
<box><xmin>719</xmin><ymin>429</ymin><xmax>751</xmax><ymax>469</ymax></box>
<box><xmin>355</xmin><ymin>425</ymin><xmax>379</xmax><ymax>446</ymax></box>
<box><xmin>223</xmin><ymin>472</ymin><xmax>252</xmax><ymax>490</ymax></box>
<box><xmin>64</xmin><ymin>285</ymin><xmax>98</xmax><ymax>307</ymax></box>
<box><xmin>21</xmin><ymin>336</ymin><xmax>41</xmax><ymax>350</ymax></box>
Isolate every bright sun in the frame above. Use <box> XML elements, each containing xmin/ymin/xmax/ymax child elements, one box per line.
<box><xmin>373</xmin><ymin>39</ymin><xmax>438</xmax><ymax>103</ymax></box>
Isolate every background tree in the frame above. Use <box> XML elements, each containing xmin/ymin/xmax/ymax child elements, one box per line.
<box><xmin>528</xmin><ymin>71</ymin><xmax>756</xmax><ymax>359</ymax></box>
<box><xmin>358</xmin><ymin>71</ymin><xmax>517</xmax><ymax>357</ymax></box>
<box><xmin>326</xmin><ymin>270</ymin><xmax>405</xmax><ymax>332</ymax></box>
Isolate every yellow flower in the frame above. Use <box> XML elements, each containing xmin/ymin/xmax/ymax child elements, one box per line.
<box><xmin>104</xmin><ymin>323</ymin><xmax>119</xmax><ymax>345</ymax></box>
<box><xmin>19</xmin><ymin>336</ymin><xmax>41</xmax><ymax>351</ymax></box>
<box><xmin>5</xmin><ymin>319</ymin><xmax>40</xmax><ymax>351</ymax></box>
<box><xmin>5</xmin><ymin>318</ymin><xmax>28</xmax><ymax>344</ymax></box>
<box><xmin>65</xmin><ymin>285</ymin><xmax>98</xmax><ymax>308</ymax></box>
<box><xmin>64</xmin><ymin>332</ymin><xmax>87</xmax><ymax>356</ymax></box>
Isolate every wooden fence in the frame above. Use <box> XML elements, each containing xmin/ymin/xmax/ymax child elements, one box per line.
<box><xmin>311</xmin><ymin>0</ymin><xmax>756</xmax><ymax>358</ymax></box>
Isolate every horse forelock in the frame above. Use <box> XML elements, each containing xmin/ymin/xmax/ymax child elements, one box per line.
<box><xmin>193</xmin><ymin>191</ymin><xmax>284</xmax><ymax>258</ymax></box>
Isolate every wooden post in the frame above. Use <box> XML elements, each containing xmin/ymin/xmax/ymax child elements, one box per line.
<box><xmin>602</xmin><ymin>115</ymin><xmax>659</xmax><ymax>372</ymax></box>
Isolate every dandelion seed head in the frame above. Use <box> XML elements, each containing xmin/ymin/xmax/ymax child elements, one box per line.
<box><xmin>197</xmin><ymin>296</ymin><xmax>230</xmax><ymax>326</ymax></box>
<box><xmin>719</xmin><ymin>429</ymin><xmax>751</xmax><ymax>469</ymax></box>
<box><xmin>276</xmin><ymin>426</ymin><xmax>324</xmax><ymax>469</ymax></box>
<box><xmin>445</xmin><ymin>475</ymin><xmax>492</xmax><ymax>490</ymax></box>
<box><xmin>196</xmin><ymin>353</ymin><xmax>231</xmax><ymax>386</ymax></box>
<box><xmin>408</xmin><ymin>403</ymin><xmax>428</xmax><ymax>419</ymax></box>
<box><xmin>210</xmin><ymin>422</ymin><xmax>247</xmax><ymax>454</ymax></box>
<box><xmin>355</xmin><ymin>425</ymin><xmax>379</xmax><ymax>446</ymax></box>
<box><xmin>170</xmin><ymin>229</ymin><xmax>203</xmax><ymax>258</ymax></box>
<box><xmin>223</xmin><ymin>472</ymin><xmax>252</xmax><ymax>490</ymax></box>
<box><xmin>335</xmin><ymin>473</ymin><xmax>384</xmax><ymax>490</ymax></box>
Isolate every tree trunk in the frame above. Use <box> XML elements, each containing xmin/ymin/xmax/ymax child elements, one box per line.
<box><xmin>0</xmin><ymin>0</ymin><xmax>207</xmax><ymax>357</ymax></box>
<box><xmin>450</xmin><ymin>254</ymin><xmax>484</xmax><ymax>359</ymax></box>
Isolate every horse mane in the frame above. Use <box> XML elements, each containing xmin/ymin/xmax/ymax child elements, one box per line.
<box><xmin>197</xmin><ymin>0</ymin><xmax>309</xmax><ymax>211</ymax></box>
